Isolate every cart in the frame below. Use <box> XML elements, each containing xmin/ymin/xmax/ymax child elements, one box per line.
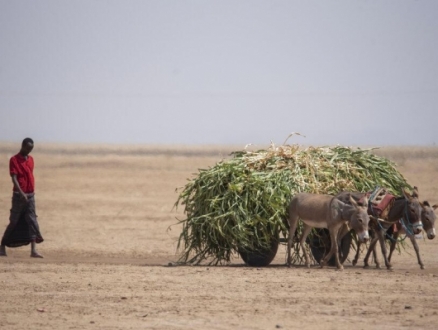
<box><xmin>238</xmin><ymin>228</ymin><xmax>353</xmax><ymax>267</ymax></box>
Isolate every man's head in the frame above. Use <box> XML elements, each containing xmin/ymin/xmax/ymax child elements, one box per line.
<box><xmin>20</xmin><ymin>137</ymin><xmax>34</xmax><ymax>156</ymax></box>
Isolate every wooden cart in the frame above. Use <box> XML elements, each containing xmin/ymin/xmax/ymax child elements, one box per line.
<box><xmin>238</xmin><ymin>228</ymin><xmax>353</xmax><ymax>267</ymax></box>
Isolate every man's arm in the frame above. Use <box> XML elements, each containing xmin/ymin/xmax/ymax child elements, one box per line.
<box><xmin>11</xmin><ymin>174</ymin><xmax>28</xmax><ymax>201</ymax></box>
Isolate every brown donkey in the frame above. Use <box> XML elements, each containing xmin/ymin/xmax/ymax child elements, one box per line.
<box><xmin>337</xmin><ymin>187</ymin><xmax>423</xmax><ymax>270</ymax></box>
<box><xmin>287</xmin><ymin>193</ymin><xmax>370</xmax><ymax>270</ymax></box>
<box><xmin>387</xmin><ymin>201</ymin><xmax>437</xmax><ymax>269</ymax></box>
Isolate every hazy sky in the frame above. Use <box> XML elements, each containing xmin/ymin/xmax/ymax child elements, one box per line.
<box><xmin>1</xmin><ymin>1</ymin><xmax>437</xmax><ymax>147</ymax></box>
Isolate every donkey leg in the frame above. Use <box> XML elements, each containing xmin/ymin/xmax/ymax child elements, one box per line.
<box><xmin>332</xmin><ymin>228</ymin><xmax>344</xmax><ymax>270</ymax></box>
<box><xmin>372</xmin><ymin>245</ymin><xmax>381</xmax><ymax>269</ymax></box>
<box><xmin>387</xmin><ymin>231</ymin><xmax>399</xmax><ymax>264</ymax></box>
<box><xmin>369</xmin><ymin>229</ymin><xmax>381</xmax><ymax>268</ymax></box>
<box><xmin>321</xmin><ymin>227</ymin><xmax>343</xmax><ymax>270</ymax></box>
<box><xmin>352</xmin><ymin>240</ymin><xmax>361</xmax><ymax>266</ymax></box>
<box><xmin>299</xmin><ymin>224</ymin><xmax>313</xmax><ymax>268</ymax></box>
<box><xmin>376</xmin><ymin>230</ymin><xmax>392</xmax><ymax>270</ymax></box>
<box><xmin>287</xmin><ymin>212</ymin><xmax>300</xmax><ymax>267</ymax></box>
<box><xmin>409</xmin><ymin>235</ymin><xmax>425</xmax><ymax>269</ymax></box>
<box><xmin>363</xmin><ymin>236</ymin><xmax>379</xmax><ymax>269</ymax></box>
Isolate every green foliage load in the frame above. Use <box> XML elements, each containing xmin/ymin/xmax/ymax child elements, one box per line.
<box><xmin>174</xmin><ymin>143</ymin><xmax>411</xmax><ymax>265</ymax></box>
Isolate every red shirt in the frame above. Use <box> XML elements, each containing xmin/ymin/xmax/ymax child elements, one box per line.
<box><xmin>10</xmin><ymin>153</ymin><xmax>35</xmax><ymax>193</ymax></box>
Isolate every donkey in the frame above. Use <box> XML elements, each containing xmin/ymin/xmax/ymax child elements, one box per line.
<box><xmin>336</xmin><ymin>187</ymin><xmax>423</xmax><ymax>270</ymax></box>
<box><xmin>286</xmin><ymin>193</ymin><xmax>370</xmax><ymax>270</ymax></box>
<box><xmin>387</xmin><ymin>201</ymin><xmax>437</xmax><ymax>269</ymax></box>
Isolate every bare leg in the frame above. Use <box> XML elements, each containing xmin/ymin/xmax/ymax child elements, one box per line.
<box><xmin>0</xmin><ymin>213</ymin><xmax>21</xmax><ymax>257</ymax></box>
<box><xmin>30</xmin><ymin>240</ymin><xmax>43</xmax><ymax>258</ymax></box>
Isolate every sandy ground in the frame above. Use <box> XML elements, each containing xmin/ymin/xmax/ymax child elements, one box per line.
<box><xmin>0</xmin><ymin>143</ymin><xmax>437</xmax><ymax>330</ymax></box>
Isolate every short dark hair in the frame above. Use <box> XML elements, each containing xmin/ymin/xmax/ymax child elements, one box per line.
<box><xmin>22</xmin><ymin>137</ymin><xmax>34</xmax><ymax>146</ymax></box>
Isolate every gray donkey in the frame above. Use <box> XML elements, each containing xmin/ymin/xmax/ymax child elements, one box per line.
<box><xmin>287</xmin><ymin>193</ymin><xmax>370</xmax><ymax>270</ymax></box>
<box><xmin>337</xmin><ymin>187</ymin><xmax>423</xmax><ymax>270</ymax></box>
<box><xmin>387</xmin><ymin>200</ymin><xmax>436</xmax><ymax>269</ymax></box>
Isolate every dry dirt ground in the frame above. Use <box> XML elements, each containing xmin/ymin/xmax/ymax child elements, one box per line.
<box><xmin>0</xmin><ymin>143</ymin><xmax>437</xmax><ymax>330</ymax></box>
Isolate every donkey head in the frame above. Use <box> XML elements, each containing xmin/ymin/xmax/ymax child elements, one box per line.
<box><xmin>402</xmin><ymin>186</ymin><xmax>423</xmax><ymax>235</ymax></box>
<box><xmin>421</xmin><ymin>201</ymin><xmax>437</xmax><ymax>239</ymax></box>
<box><xmin>348</xmin><ymin>195</ymin><xmax>370</xmax><ymax>243</ymax></box>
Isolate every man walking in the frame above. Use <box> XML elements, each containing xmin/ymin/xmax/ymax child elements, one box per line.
<box><xmin>0</xmin><ymin>138</ymin><xmax>44</xmax><ymax>258</ymax></box>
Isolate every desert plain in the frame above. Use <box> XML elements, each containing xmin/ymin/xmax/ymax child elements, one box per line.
<box><xmin>0</xmin><ymin>142</ymin><xmax>437</xmax><ymax>330</ymax></box>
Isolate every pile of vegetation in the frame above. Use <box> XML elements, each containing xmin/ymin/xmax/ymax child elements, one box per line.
<box><xmin>173</xmin><ymin>142</ymin><xmax>411</xmax><ymax>265</ymax></box>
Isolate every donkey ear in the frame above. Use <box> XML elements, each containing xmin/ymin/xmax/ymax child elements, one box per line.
<box><xmin>412</xmin><ymin>186</ymin><xmax>419</xmax><ymax>198</ymax></box>
<box><xmin>362</xmin><ymin>196</ymin><xmax>368</xmax><ymax>206</ymax></box>
<box><xmin>402</xmin><ymin>188</ymin><xmax>411</xmax><ymax>200</ymax></box>
<box><xmin>433</xmin><ymin>204</ymin><xmax>438</xmax><ymax>210</ymax></box>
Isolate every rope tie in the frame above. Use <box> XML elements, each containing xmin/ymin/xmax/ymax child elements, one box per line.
<box><xmin>376</xmin><ymin>218</ymin><xmax>405</xmax><ymax>243</ymax></box>
<box><xmin>400</xmin><ymin>203</ymin><xmax>423</xmax><ymax>236</ymax></box>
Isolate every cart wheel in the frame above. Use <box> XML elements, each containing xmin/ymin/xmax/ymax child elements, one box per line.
<box><xmin>308</xmin><ymin>229</ymin><xmax>352</xmax><ymax>266</ymax></box>
<box><xmin>239</xmin><ymin>236</ymin><xmax>279</xmax><ymax>267</ymax></box>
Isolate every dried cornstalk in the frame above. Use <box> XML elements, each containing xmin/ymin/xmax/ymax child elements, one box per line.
<box><xmin>173</xmin><ymin>143</ymin><xmax>411</xmax><ymax>265</ymax></box>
